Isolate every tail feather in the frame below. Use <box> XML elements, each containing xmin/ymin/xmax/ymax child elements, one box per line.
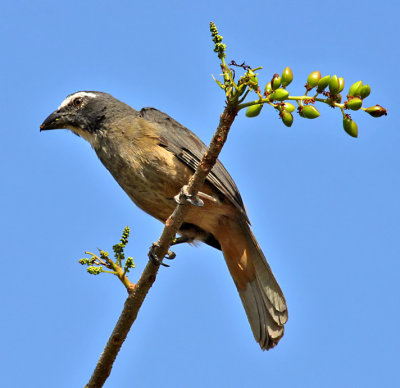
<box><xmin>240</xmin><ymin>280</ymin><xmax>286</xmax><ymax>349</ymax></box>
<box><xmin>249</xmin><ymin>230</ymin><xmax>288</xmax><ymax>323</ymax></box>
<box><xmin>239</xmin><ymin>282</ymin><xmax>261</xmax><ymax>341</ymax></box>
<box><xmin>217</xmin><ymin>218</ymin><xmax>288</xmax><ymax>350</ymax></box>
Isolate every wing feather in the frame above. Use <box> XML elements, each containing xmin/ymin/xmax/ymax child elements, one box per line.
<box><xmin>139</xmin><ymin>107</ymin><xmax>248</xmax><ymax>221</ymax></box>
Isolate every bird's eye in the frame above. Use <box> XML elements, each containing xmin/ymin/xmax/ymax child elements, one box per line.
<box><xmin>73</xmin><ymin>97</ymin><xmax>83</xmax><ymax>107</ymax></box>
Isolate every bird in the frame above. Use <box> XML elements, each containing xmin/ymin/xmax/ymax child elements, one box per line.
<box><xmin>40</xmin><ymin>91</ymin><xmax>288</xmax><ymax>350</ymax></box>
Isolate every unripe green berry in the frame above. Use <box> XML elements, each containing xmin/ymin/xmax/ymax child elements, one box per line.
<box><xmin>360</xmin><ymin>85</ymin><xmax>371</xmax><ymax>99</ymax></box>
<box><xmin>317</xmin><ymin>75</ymin><xmax>331</xmax><ymax>93</ymax></box>
<box><xmin>307</xmin><ymin>71</ymin><xmax>321</xmax><ymax>88</ymax></box>
<box><xmin>265</xmin><ymin>82</ymin><xmax>272</xmax><ymax>94</ymax></box>
<box><xmin>338</xmin><ymin>77</ymin><xmax>345</xmax><ymax>93</ymax></box>
<box><xmin>365</xmin><ymin>105</ymin><xmax>387</xmax><ymax>117</ymax></box>
<box><xmin>329</xmin><ymin>75</ymin><xmax>340</xmax><ymax>95</ymax></box>
<box><xmin>302</xmin><ymin>105</ymin><xmax>320</xmax><ymax>119</ymax></box>
<box><xmin>343</xmin><ymin>117</ymin><xmax>358</xmax><ymax>137</ymax></box>
<box><xmin>270</xmin><ymin>88</ymin><xmax>289</xmax><ymax>101</ymax></box>
<box><xmin>281</xmin><ymin>67</ymin><xmax>293</xmax><ymax>87</ymax></box>
<box><xmin>346</xmin><ymin>98</ymin><xmax>362</xmax><ymax>111</ymax></box>
<box><xmin>246</xmin><ymin>104</ymin><xmax>263</xmax><ymax>117</ymax></box>
<box><xmin>348</xmin><ymin>80</ymin><xmax>363</xmax><ymax>97</ymax></box>
<box><xmin>281</xmin><ymin>110</ymin><xmax>293</xmax><ymax>127</ymax></box>
<box><xmin>271</xmin><ymin>74</ymin><xmax>281</xmax><ymax>90</ymax></box>
<box><xmin>282</xmin><ymin>102</ymin><xmax>296</xmax><ymax>113</ymax></box>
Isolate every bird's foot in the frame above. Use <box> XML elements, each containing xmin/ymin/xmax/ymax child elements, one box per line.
<box><xmin>174</xmin><ymin>185</ymin><xmax>204</xmax><ymax>207</ymax></box>
<box><xmin>148</xmin><ymin>242</ymin><xmax>176</xmax><ymax>267</ymax></box>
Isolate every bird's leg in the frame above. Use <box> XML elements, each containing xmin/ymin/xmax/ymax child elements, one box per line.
<box><xmin>174</xmin><ymin>185</ymin><xmax>204</xmax><ymax>207</ymax></box>
<box><xmin>148</xmin><ymin>242</ymin><xmax>176</xmax><ymax>267</ymax></box>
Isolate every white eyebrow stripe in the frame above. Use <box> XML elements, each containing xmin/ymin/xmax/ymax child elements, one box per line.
<box><xmin>58</xmin><ymin>92</ymin><xmax>97</xmax><ymax>110</ymax></box>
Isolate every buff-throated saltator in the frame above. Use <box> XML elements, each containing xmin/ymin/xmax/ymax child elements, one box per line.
<box><xmin>40</xmin><ymin>91</ymin><xmax>288</xmax><ymax>350</ymax></box>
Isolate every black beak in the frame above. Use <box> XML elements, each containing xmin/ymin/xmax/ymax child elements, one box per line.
<box><xmin>40</xmin><ymin>110</ymin><xmax>69</xmax><ymax>131</ymax></box>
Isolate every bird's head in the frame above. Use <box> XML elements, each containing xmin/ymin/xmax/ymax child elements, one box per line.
<box><xmin>40</xmin><ymin>91</ymin><xmax>135</xmax><ymax>145</ymax></box>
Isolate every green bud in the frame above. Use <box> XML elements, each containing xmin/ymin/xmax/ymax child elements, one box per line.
<box><xmin>316</xmin><ymin>75</ymin><xmax>331</xmax><ymax>93</ymax></box>
<box><xmin>271</xmin><ymin>74</ymin><xmax>281</xmax><ymax>90</ymax></box>
<box><xmin>338</xmin><ymin>77</ymin><xmax>345</xmax><ymax>93</ymax></box>
<box><xmin>281</xmin><ymin>110</ymin><xmax>293</xmax><ymax>127</ymax></box>
<box><xmin>348</xmin><ymin>80</ymin><xmax>363</xmax><ymax>97</ymax></box>
<box><xmin>250</xmin><ymin>75</ymin><xmax>258</xmax><ymax>85</ymax></box>
<box><xmin>365</xmin><ymin>105</ymin><xmax>387</xmax><ymax>117</ymax></box>
<box><xmin>343</xmin><ymin>117</ymin><xmax>358</xmax><ymax>138</ymax></box>
<box><xmin>265</xmin><ymin>82</ymin><xmax>272</xmax><ymax>94</ymax></box>
<box><xmin>329</xmin><ymin>75</ymin><xmax>340</xmax><ymax>95</ymax></box>
<box><xmin>302</xmin><ymin>105</ymin><xmax>320</xmax><ymax>119</ymax></box>
<box><xmin>125</xmin><ymin>257</ymin><xmax>135</xmax><ymax>269</ymax></box>
<box><xmin>87</xmin><ymin>266</ymin><xmax>103</xmax><ymax>275</ymax></box>
<box><xmin>281</xmin><ymin>67</ymin><xmax>293</xmax><ymax>87</ymax></box>
<box><xmin>247</xmin><ymin>70</ymin><xmax>258</xmax><ymax>87</ymax></box>
<box><xmin>270</xmin><ymin>88</ymin><xmax>289</xmax><ymax>101</ymax></box>
<box><xmin>282</xmin><ymin>102</ymin><xmax>296</xmax><ymax>113</ymax></box>
<box><xmin>346</xmin><ymin>98</ymin><xmax>362</xmax><ymax>111</ymax></box>
<box><xmin>307</xmin><ymin>71</ymin><xmax>321</xmax><ymax>88</ymax></box>
<box><xmin>360</xmin><ymin>85</ymin><xmax>371</xmax><ymax>99</ymax></box>
<box><xmin>246</xmin><ymin>104</ymin><xmax>263</xmax><ymax>117</ymax></box>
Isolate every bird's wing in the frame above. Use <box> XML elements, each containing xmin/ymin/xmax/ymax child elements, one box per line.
<box><xmin>139</xmin><ymin>107</ymin><xmax>249</xmax><ymax>222</ymax></box>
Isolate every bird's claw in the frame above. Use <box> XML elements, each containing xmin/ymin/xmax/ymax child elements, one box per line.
<box><xmin>148</xmin><ymin>243</ymin><xmax>176</xmax><ymax>267</ymax></box>
<box><xmin>174</xmin><ymin>185</ymin><xmax>204</xmax><ymax>207</ymax></box>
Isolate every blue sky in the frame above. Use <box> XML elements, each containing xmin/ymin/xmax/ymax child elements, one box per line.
<box><xmin>1</xmin><ymin>1</ymin><xmax>398</xmax><ymax>387</ymax></box>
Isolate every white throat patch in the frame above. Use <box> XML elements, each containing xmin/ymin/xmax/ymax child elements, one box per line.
<box><xmin>58</xmin><ymin>91</ymin><xmax>97</xmax><ymax>110</ymax></box>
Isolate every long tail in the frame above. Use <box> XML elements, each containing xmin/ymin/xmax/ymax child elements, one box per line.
<box><xmin>216</xmin><ymin>217</ymin><xmax>288</xmax><ymax>350</ymax></box>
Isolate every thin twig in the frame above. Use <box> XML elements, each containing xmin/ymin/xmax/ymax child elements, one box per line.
<box><xmin>85</xmin><ymin>251</ymin><xmax>135</xmax><ymax>292</ymax></box>
<box><xmin>85</xmin><ymin>103</ymin><xmax>239</xmax><ymax>388</ymax></box>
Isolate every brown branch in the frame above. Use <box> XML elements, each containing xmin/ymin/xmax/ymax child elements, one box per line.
<box><xmin>85</xmin><ymin>103</ymin><xmax>239</xmax><ymax>387</ymax></box>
